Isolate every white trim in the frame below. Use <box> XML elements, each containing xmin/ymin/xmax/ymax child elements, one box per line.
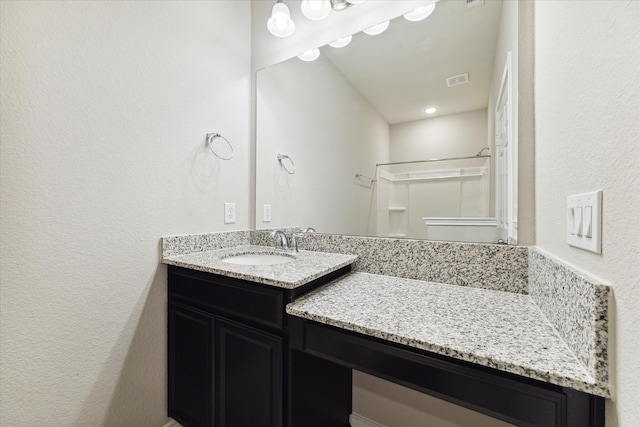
<box><xmin>422</xmin><ymin>217</ymin><xmax>498</xmax><ymax>227</ymax></box>
<box><xmin>378</xmin><ymin>166</ymin><xmax>488</xmax><ymax>182</ymax></box>
<box><xmin>349</xmin><ymin>412</ymin><xmax>388</xmax><ymax>427</ymax></box>
<box><xmin>163</xmin><ymin>419</ymin><xmax>182</xmax><ymax>427</ymax></box>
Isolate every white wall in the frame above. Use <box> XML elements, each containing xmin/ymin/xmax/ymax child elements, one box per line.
<box><xmin>256</xmin><ymin>54</ymin><xmax>388</xmax><ymax>235</ymax></box>
<box><xmin>0</xmin><ymin>1</ymin><xmax>251</xmax><ymax>425</ymax></box>
<box><xmin>390</xmin><ymin>109</ymin><xmax>489</xmax><ymax>163</ymax></box>
<box><xmin>533</xmin><ymin>1</ymin><xmax>640</xmax><ymax>426</ymax></box>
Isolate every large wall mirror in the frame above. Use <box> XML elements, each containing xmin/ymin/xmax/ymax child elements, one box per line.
<box><xmin>256</xmin><ymin>0</ymin><xmax>520</xmax><ymax>244</ymax></box>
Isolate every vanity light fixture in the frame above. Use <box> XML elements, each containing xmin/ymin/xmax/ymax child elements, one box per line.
<box><xmin>329</xmin><ymin>34</ymin><xmax>353</xmax><ymax>48</ymax></box>
<box><xmin>363</xmin><ymin>20</ymin><xmax>390</xmax><ymax>36</ymax></box>
<box><xmin>301</xmin><ymin>0</ymin><xmax>331</xmax><ymax>21</ymax></box>
<box><xmin>403</xmin><ymin>2</ymin><xmax>436</xmax><ymax>22</ymax></box>
<box><xmin>424</xmin><ymin>107</ymin><xmax>437</xmax><ymax>114</ymax></box>
<box><xmin>267</xmin><ymin>0</ymin><xmax>295</xmax><ymax>38</ymax></box>
<box><xmin>269</xmin><ymin>0</ymin><xmax>367</xmax><ymax>35</ymax></box>
<box><xmin>297</xmin><ymin>48</ymin><xmax>321</xmax><ymax>61</ymax></box>
<box><xmin>329</xmin><ymin>0</ymin><xmax>363</xmax><ymax>11</ymax></box>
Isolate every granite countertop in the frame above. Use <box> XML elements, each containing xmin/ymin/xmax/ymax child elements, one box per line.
<box><xmin>286</xmin><ymin>272</ymin><xmax>609</xmax><ymax>397</ymax></box>
<box><xmin>162</xmin><ymin>245</ymin><xmax>357</xmax><ymax>289</ymax></box>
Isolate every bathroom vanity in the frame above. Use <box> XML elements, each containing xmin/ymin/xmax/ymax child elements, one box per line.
<box><xmin>164</xmin><ymin>245</ymin><xmax>355</xmax><ymax>427</ymax></box>
<box><xmin>162</xmin><ymin>233</ymin><xmax>609</xmax><ymax>427</ymax></box>
<box><xmin>287</xmin><ymin>273</ymin><xmax>606</xmax><ymax>427</ymax></box>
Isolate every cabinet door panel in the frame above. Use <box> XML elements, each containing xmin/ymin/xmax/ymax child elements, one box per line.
<box><xmin>217</xmin><ymin>319</ymin><xmax>283</xmax><ymax>427</ymax></box>
<box><xmin>169</xmin><ymin>303</ymin><xmax>215</xmax><ymax>427</ymax></box>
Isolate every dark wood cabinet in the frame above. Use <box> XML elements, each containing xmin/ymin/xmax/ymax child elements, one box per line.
<box><xmin>168</xmin><ymin>303</ymin><xmax>215</xmax><ymax>427</ymax></box>
<box><xmin>216</xmin><ymin>318</ymin><xmax>282</xmax><ymax>427</ymax></box>
<box><xmin>167</xmin><ymin>264</ymin><xmax>351</xmax><ymax>427</ymax></box>
<box><xmin>168</xmin><ymin>263</ymin><xmax>604</xmax><ymax>427</ymax></box>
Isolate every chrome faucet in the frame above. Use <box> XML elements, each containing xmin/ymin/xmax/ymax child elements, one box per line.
<box><xmin>270</xmin><ymin>230</ymin><xmax>289</xmax><ymax>250</ymax></box>
<box><xmin>291</xmin><ymin>227</ymin><xmax>316</xmax><ymax>252</ymax></box>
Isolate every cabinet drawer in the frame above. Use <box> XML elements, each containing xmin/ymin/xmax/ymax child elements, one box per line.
<box><xmin>169</xmin><ymin>266</ymin><xmax>284</xmax><ymax>329</ymax></box>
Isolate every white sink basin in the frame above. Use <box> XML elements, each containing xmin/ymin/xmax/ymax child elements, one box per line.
<box><xmin>221</xmin><ymin>253</ymin><xmax>294</xmax><ymax>266</ymax></box>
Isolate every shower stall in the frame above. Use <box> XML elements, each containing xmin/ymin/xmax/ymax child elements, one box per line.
<box><xmin>374</xmin><ymin>153</ymin><xmax>499</xmax><ymax>243</ymax></box>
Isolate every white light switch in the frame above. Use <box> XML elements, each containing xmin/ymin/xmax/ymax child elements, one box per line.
<box><xmin>567</xmin><ymin>191</ymin><xmax>602</xmax><ymax>253</ymax></box>
<box><xmin>567</xmin><ymin>207</ymin><xmax>575</xmax><ymax>235</ymax></box>
<box><xmin>574</xmin><ymin>206</ymin><xmax>583</xmax><ymax>236</ymax></box>
<box><xmin>583</xmin><ymin>206</ymin><xmax>592</xmax><ymax>238</ymax></box>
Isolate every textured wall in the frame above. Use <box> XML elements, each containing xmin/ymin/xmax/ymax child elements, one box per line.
<box><xmin>0</xmin><ymin>1</ymin><xmax>251</xmax><ymax>425</ymax></box>
<box><xmin>533</xmin><ymin>1</ymin><xmax>640</xmax><ymax>425</ymax></box>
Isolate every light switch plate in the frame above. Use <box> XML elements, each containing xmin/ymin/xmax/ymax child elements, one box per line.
<box><xmin>567</xmin><ymin>191</ymin><xmax>602</xmax><ymax>253</ymax></box>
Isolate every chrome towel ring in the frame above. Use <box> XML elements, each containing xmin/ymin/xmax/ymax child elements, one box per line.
<box><xmin>206</xmin><ymin>133</ymin><xmax>234</xmax><ymax>160</ymax></box>
<box><xmin>277</xmin><ymin>154</ymin><xmax>295</xmax><ymax>174</ymax></box>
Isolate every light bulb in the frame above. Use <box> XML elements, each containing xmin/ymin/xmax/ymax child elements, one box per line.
<box><xmin>267</xmin><ymin>3</ymin><xmax>295</xmax><ymax>38</ymax></box>
<box><xmin>329</xmin><ymin>35</ymin><xmax>353</xmax><ymax>48</ymax></box>
<box><xmin>424</xmin><ymin>107</ymin><xmax>437</xmax><ymax>114</ymax></box>
<box><xmin>301</xmin><ymin>0</ymin><xmax>331</xmax><ymax>21</ymax></box>
<box><xmin>298</xmin><ymin>48</ymin><xmax>320</xmax><ymax>61</ymax></box>
<box><xmin>363</xmin><ymin>21</ymin><xmax>389</xmax><ymax>36</ymax></box>
<box><xmin>404</xmin><ymin>3</ymin><xmax>436</xmax><ymax>22</ymax></box>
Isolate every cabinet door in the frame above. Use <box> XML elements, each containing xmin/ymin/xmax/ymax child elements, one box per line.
<box><xmin>168</xmin><ymin>303</ymin><xmax>215</xmax><ymax>427</ymax></box>
<box><xmin>216</xmin><ymin>318</ymin><xmax>283</xmax><ymax>427</ymax></box>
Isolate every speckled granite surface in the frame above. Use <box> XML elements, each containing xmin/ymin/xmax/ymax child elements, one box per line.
<box><xmin>295</xmin><ymin>233</ymin><xmax>529</xmax><ymax>293</ymax></box>
<box><xmin>162</xmin><ymin>244</ymin><xmax>356</xmax><ymax>289</ymax></box>
<box><xmin>287</xmin><ymin>272</ymin><xmax>609</xmax><ymax>397</ymax></box>
<box><xmin>528</xmin><ymin>247</ymin><xmax>610</xmax><ymax>394</ymax></box>
<box><xmin>162</xmin><ymin>230</ymin><xmax>609</xmax><ymax>397</ymax></box>
<box><xmin>162</xmin><ymin>230</ymin><xmax>250</xmax><ymax>258</ymax></box>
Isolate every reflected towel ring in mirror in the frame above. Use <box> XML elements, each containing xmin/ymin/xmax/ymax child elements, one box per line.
<box><xmin>277</xmin><ymin>154</ymin><xmax>296</xmax><ymax>174</ymax></box>
<box><xmin>206</xmin><ymin>133</ymin><xmax>234</xmax><ymax>160</ymax></box>
<box><xmin>355</xmin><ymin>173</ymin><xmax>377</xmax><ymax>184</ymax></box>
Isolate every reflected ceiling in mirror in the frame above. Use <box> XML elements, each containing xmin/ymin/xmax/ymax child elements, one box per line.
<box><xmin>320</xmin><ymin>0</ymin><xmax>503</xmax><ymax>124</ymax></box>
<box><xmin>256</xmin><ymin>0</ymin><xmax>519</xmax><ymax>244</ymax></box>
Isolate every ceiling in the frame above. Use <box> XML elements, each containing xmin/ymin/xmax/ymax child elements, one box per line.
<box><xmin>320</xmin><ymin>0</ymin><xmax>504</xmax><ymax>124</ymax></box>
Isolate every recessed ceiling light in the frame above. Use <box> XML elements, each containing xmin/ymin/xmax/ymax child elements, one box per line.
<box><xmin>425</xmin><ymin>107</ymin><xmax>437</xmax><ymax>114</ymax></box>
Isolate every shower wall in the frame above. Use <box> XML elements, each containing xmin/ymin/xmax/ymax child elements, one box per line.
<box><xmin>378</xmin><ymin>109</ymin><xmax>492</xmax><ymax>240</ymax></box>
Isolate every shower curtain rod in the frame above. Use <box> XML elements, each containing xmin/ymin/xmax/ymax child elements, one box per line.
<box><xmin>376</xmin><ymin>154</ymin><xmax>490</xmax><ymax>168</ymax></box>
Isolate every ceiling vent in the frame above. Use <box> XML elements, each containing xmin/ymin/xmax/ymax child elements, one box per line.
<box><xmin>446</xmin><ymin>73</ymin><xmax>469</xmax><ymax>87</ymax></box>
<box><xmin>464</xmin><ymin>0</ymin><xmax>485</xmax><ymax>10</ymax></box>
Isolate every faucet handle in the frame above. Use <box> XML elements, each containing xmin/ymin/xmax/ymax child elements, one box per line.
<box><xmin>270</xmin><ymin>230</ymin><xmax>289</xmax><ymax>250</ymax></box>
<box><xmin>292</xmin><ymin>227</ymin><xmax>316</xmax><ymax>252</ymax></box>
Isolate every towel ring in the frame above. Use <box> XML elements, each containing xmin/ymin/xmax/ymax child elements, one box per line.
<box><xmin>355</xmin><ymin>173</ymin><xmax>377</xmax><ymax>184</ymax></box>
<box><xmin>207</xmin><ymin>133</ymin><xmax>234</xmax><ymax>160</ymax></box>
<box><xmin>277</xmin><ymin>154</ymin><xmax>296</xmax><ymax>175</ymax></box>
